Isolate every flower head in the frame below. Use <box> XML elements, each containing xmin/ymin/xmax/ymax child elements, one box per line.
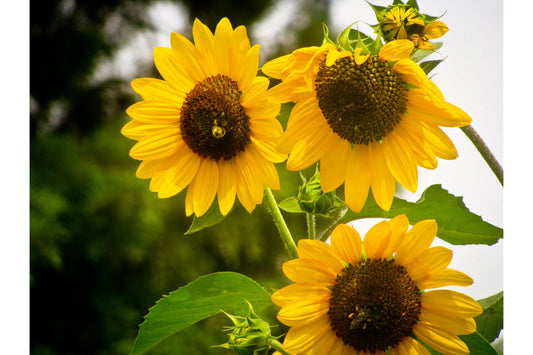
<box><xmin>262</xmin><ymin>40</ymin><xmax>471</xmax><ymax>212</ymax></box>
<box><xmin>122</xmin><ymin>18</ymin><xmax>286</xmax><ymax>217</ymax></box>
<box><xmin>272</xmin><ymin>215</ymin><xmax>482</xmax><ymax>354</ymax></box>
<box><xmin>377</xmin><ymin>3</ymin><xmax>448</xmax><ymax>49</ymax></box>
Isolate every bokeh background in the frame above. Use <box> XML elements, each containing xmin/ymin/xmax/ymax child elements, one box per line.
<box><xmin>25</xmin><ymin>0</ymin><xmax>504</xmax><ymax>354</ymax></box>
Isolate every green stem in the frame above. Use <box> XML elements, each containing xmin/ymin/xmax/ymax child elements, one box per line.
<box><xmin>269</xmin><ymin>339</ymin><xmax>292</xmax><ymax>355</ymax></box>
<box><xmin>461</xmin><ymin>125</ymin><xmax>503</xmax><ymax>186</ymax></box>
<box><xmin>306</xmin><ymin>213</ymin><xmax>316</xmax><ymax>239</ymax></box>
<box><xmin>263</xmin><ymin>187</ymin><xmax>298</xmax><ymax>259</ymax></box>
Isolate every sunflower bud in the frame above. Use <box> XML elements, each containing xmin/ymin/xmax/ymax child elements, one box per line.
<box><xmin>297</xmin><ymin>168</ymin><xmax>344</xmax><ymax>218</ymax></box>
<box><xmin>217</xmin><ymin>302</ymin><xmax>278</xmax><ymax>355</ymax></box>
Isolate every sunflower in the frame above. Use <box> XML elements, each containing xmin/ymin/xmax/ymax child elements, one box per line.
<box><xmin>122</xmin><ymin>18</ymin><xmax>286</xmax><ymax>217</ymax></box>
<box><xmin>272</xmin><ymin>215</ymin><xmax>482</xmax><ymax>355</ymax></box>
<box><xmin>262</xmin><ymin>40</ymin><xmax>471</xmax><ymax>212</ymax></box>
<box><xmin>381</xmin><ymin>6</ymin><xmax>449</xmax><ymax>50</ymax></box>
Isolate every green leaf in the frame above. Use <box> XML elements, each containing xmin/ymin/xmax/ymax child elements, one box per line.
<box><xmin>459</xmin><ymin>332</ymin><xmax>499</xmax><ymax>355</ymax></box>
<box><xmin>185</xmin><ymin>199</ymin><xmax>226</xmax><ymax>235</ymax></box>
<box><xmin>475</xmin><ymin>291</ymin><xmax>503</xmax><ymax>343</ymax></box>
<box><xmin>131</xmin><ymin>272</ymin><xmax>272</xmax><ymax>355</ymax></box>
<box><xmin>326</xmin><ymin>184</ymin><xmax>502</xmax><ymax>245</ymax></box>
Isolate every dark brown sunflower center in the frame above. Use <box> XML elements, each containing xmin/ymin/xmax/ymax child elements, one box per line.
<box><xmin>180</xmin><ymin>74</ymin><xmax>250</xmax><ymax>161</ymax></box>
<box><xmin>328</xmin><ymin>258</ymin><xmax>421</xmax><ymax>353</ymax></box>
<box><xmin>314</xmin><ymin>56</ymin><xmax>408</xmax><ymax>145</ymax></box>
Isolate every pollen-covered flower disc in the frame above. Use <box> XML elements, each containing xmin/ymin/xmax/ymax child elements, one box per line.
<box><xmin>272</xmin><ymin>215</ymin><xmax>482</xmax><ymax>355</ymax></box>
<box><xmin>122</xmin><ymin>18</ymin><xmax>286</xmax><ymax>217</ymax></box>
<box><xmin>262</xmin><ymin>40</ymin><xmax>471</xmax><ymax>212</ymax></box>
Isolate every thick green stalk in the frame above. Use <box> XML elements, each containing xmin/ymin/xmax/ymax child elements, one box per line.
<box><xmin>269</xmin><ymin>339</ymin><xmax>292</xmax><ymax>355</ymax></box>
<box><xmin>461</xmin><ymin>125</ymin><xmax>503</xmax><ymax>186</ymax></box>
<box><xmin>306</xmin><ymin>213</ymin><xmax>316</xmax><ymax>239</ymax></box>
<box><xmin>263</xmin><ymin>187</ymin><xmax>298</xmax><ymax>259</ymax></box>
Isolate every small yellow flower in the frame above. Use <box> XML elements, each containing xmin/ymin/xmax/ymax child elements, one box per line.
<box><xmin>122</xmin><ymin>18</ymin><xmax>286</xmax><ymax>217</ymax></box>
<box><xmin>381</xmin><ymin>6</ymin><xmax>448</xmax><ymax>50</ymax></box>
<box><xmin>262</xmin><ymin>40</ymin><xmax>470</xmax><ymax>212</ymax></box>
<box><xmin>272</xmin><ymin>215</ymin><xmax>482</xmax><ymax>354</ymax></box>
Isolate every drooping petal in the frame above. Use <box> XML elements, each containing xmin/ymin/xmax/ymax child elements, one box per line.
<box><xmin>344</xmin><ymin>144</ymin><xmax>371</xmax><ymax>213</ymax></box>
<box><xmin>424</xmin><ymin>21</ymin><xmax>449</xmax><ymax>39</ymax></box>
<box><xmin>192</xmin><ymin>158</ymin><xmax>219</xmax><ymax>216</ymax></box>
<box><xmin>320</xmin><ymin>134</ymin><xmax>351</xmax><ymax>193</ymax></box>
<box><xmin>217</xmin><ymin>159</ymin><xmax>237</xmax><ymax>216</ymax></box>
<box><xmin>368</xmin><ymin>142</ymin><xmax>396</xmax><ymax>211</ymax></box>
<box><xmin>382</xmin><ymin>131</ymin><xmax>418</xmax><ymax>193</ymax></box>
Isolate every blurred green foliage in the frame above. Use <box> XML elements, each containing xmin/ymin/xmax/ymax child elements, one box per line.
<box><xmin>31</xmin><ymin>0</ymin><xmax>330</xmax><ymax>353</ymax></box>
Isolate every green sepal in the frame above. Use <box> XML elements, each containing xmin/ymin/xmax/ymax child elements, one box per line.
<box><xmin>419</xmin><ymin>59</ymin><xmax>445</xmax><ymax>75</ymax></box>
<box><xmin>366</xmin><ymin>1</ymin><xmax>390</xmax><ymax>23</ymax></box>
<box><xmin>405</xmin><ymin>0</ymin><xmax>419</xmax><ymax>11</ymax></box>
<box><xmin>185</xmin><ymin>198</ymin><xmax>226</xmax><ymax>235</ymax></box>
<box><xmin>337</xmin><ymin>22</ymin><xmax>357</xmax><ymax>52</ymax></box>
<box><xmin>322</xmin><ymin>23</ymin><xmax>337</xmax><ymax>46</ymax></box>
<box><xmin>410</xmin><ymin>41</ymin><xmax>443</xmax><ymax>63</ymax></box>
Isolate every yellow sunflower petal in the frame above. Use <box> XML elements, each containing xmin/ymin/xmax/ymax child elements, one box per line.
<box><xmin>413</xmin><ymin>322</ymin><xmax>470</xmax><ymax>355</ymax></box>
<box><xmin>394</xmin><ymin>219</ymin><xmax>437</xmax><ymax>266</ymax></box>
<box><xmin>170</xmin><ymin>32</ymin><xmax>207</xmax><ymax>82</ymax></box>
<box><xmin>262</xmin><ymin>53</ymin><xmax>294</xmax><ymax>79</ymax></box>
<box><xmin>131</xmin><ymin>77</ymin><xmax>185</xmax><ymax>102</ymax></box>
<box><xmin>344</xmin><ymin>144</ymin><xmax>371</xmax><ymax>213</ymax></box>
<box><xmin>129</xmin><ymin>128</ymin><xmax>180</xmax><ymax>160</ymax></box>
<box><xmin>419</xmin><ymin>122</ymin><xmax>459</xmax><ymax>160</ymax></box>
<box><xmin>379</xmin><ymin>39</ymin><xmax>414</xmax><ymax>62</ymax></box>
<box><xmin>157</xmin><ymin>148</ymin><xmax>202</xmax><ymax>198</ymax></box>
<box><xmin>424</xmin><ymin>21</ymin><xmax>449</xmax><ymax>39</ymax></box>
<box><xmin>213</xmin><ymin>17</ymin><xmax>233</xmax><ymax>76</ymax></box>
<box><xmin>217</xmin><ymin>159</ymin><xmax>237</xmax><ymax>216</ymax></box>
<box><xmin>306</xmin><ymin>329</ymin><xmax>340</xmax><ymax>355</ymax></box>
<box><xmin>382</xmin><ymin>131</ymin><xmax>418</xmax><ymax>192</ymax></box>
<box><xmin>407</xmin><ymin>90</ymin><xmax>472</xmax><ymax>127</ymax></box>
<box><xmin>407</xmin><ymin>246</ymin><xmax>453</xmax><ymax>282</ymax></box>
<box><xmin>135</xmin><ymin>158</ymin><xmax>163</xmax><ymax>179</ymax></box>
<box><xmin>421</xmin><ymin>290</ymin><xmax>483</xmax><ymax>318</ymax></box>
<box><xmin>330</xmin><ymin>224</ymin><xmax>363</xmax><ymax>265</ymax></box>
<box><xmin>153</xmin><ymin>47</ymin><xmax>195</xmax><ymax>93</ymax></box>
<box><xmin>282</xmin><ymin>258</ymin><xmax>337</xmax><ymax>285</ymax></box>
<box><xmin>121</xmin><ymin>120</ymin><xmax>178</xmax><ymax>141</ymax></box>
<box><xmin>394</xmin><ymin>122</ymin><xmax>438</xmax><ymax>169</ymax></box>
<box><xmin>297</xmin><ymin>239</ymin><xmax>344</xmax><ymax>273</ymax></box>
<box><xmin>320</xmin><ymin>134</ymin><xmax>351</xmax><ymax>193</ymax></box>
<box><xmin>271</xmin><ymin>283</ymin><xmax>330</xmax><ymax>307</ymax></box>
<box><xmin>382</xmin><ymin>214</ymin><xmax>409</xmax><ymax>257</ymax></box>
<box><xmin>185</xmin><ymin>178</ymin><xmax>195</xmax><ymax>216</ymax></box>
<box><xmin>238</xmin><ymin>45</ymin><xmax>261</xmax><ymax>91</ymax></box>
<box><xmin>394</xmin><ymin>336</ymin><xmax>430</xmax><ymax>355</ymax></box>
<box><xmin>417</xmin><ymin>268</ymin><xmax>474</xmax><ymax>289</ymax></box>
<box><xmin>277</xmin><ymin>298</ymin><xmax>330</xmax><ymax>326</ymax></box>
<box><xmin>285</xmin><ymin>125</ymin><xmax>332</xmax><ymax>171</ymax></box>
<box><xmin>250</xmin><ymin>135</ymin><xmax>287</xmax><ymax>163</ymax></box>
<box><xmin>240</xmin><ymin>76</ymin><xmax>270</xmax><ymax>108</ymax></box>
<box><xmin>420</xmin><ymin>309</ymin><xmax>477</xmax><ymax>335</ymax></box>
<box><xmin>363</xmin><ymin>220</ymin><xmax>393</xmax><ymax>259</ymax></box>
<box><xmin>126</xmin><ymin>101</ymin><xmax>180</xmax><ymax>124</ymax></box>
<box><xmin>234</xmin><ymin>151</ymin><xmax>263</xmax><ymax>209</ymax></box>
<box><xmin>192</xmin><ymin>18</ymin><xmax>216</xmax><ymax>75</ymax></box>
<box><xmin>282</xmin><ymin>316</ymin><xmax>332</xmax><ymax>354</ymax></box>
<box><xmin>246</xmin><ymin>145</ymin><xmax>280</xmax><ymax>190</ymax></box>
<box><xmin>368</xmin><ymin>142</ymin><xmax>396</xmax><ymax>211</ymax></box>
<box><xmin>192</xmin><ymin>158</ymin><xmax>219</xmax><ymax>216</ymax></box>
